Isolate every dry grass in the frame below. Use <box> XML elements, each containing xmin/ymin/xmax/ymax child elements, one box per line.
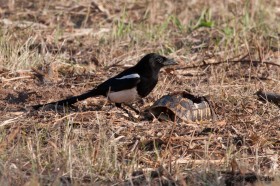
<box><xmin>0</xmin><ymin>0</ymin><xmax>280</xmax><ymax>185</ymax></box>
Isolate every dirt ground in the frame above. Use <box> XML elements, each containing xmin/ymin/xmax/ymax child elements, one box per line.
<box><xmin>0</xmin><ymin>0</ymin><xmax>280</xmax><ymax>185</ymax></box>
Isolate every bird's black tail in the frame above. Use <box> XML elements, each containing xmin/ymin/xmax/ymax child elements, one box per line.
<box><xmin>32</xmin><ymin>88</ymin><xmax>104</xmax><ymax>110</ymax></box>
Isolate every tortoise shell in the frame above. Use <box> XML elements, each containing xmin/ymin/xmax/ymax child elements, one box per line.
<box><xmin>149</xmin><ymin>91</ymin><xmax>215</xmax><ymax>122</ymax></box>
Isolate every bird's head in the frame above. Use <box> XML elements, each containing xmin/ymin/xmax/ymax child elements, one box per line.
<box><xmin>138</xmin><ymin>53</ymin><xmax>177</xmax><ymax>71</ymax></box>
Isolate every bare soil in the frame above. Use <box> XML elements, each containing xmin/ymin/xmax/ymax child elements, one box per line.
<box><xmin>0</xmin><ymin>0</ymin><xmax>280</xmax><ymax>185</ymax></box>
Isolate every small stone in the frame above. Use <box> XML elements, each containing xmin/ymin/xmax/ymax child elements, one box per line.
<box><xmin>157</xmin><ymin>132</ymin><xmax>162</xmax><ymax>137</ymax></box>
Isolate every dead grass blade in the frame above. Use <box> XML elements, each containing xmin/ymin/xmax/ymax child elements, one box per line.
<box><xmin>0</xmin><ymin>126</ymin><xmax>20</xmax><ymax>153</ymax></box>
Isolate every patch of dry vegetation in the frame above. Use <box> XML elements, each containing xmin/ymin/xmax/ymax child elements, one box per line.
<box><xmin>0</xmin><ymin>0</ymin><xmax>280</xmax><ymax>185</ymax></box>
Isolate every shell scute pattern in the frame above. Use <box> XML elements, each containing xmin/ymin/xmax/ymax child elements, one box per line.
<box><xmin>149</xmin><ymin>92</ymin><xmax>215</xmax><ymax>122</ymax></box>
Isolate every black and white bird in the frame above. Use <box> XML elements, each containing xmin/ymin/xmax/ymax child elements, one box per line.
<box><xmin>32</xmin><ymin>53</ymin><xmax>177</xmax><ymax>112</ymax></box>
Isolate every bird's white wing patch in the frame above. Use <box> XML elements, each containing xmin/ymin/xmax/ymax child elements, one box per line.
<box><xmin>116</xmin><ymin>73</ymin><xmax>140</xmax><ymax>80</ymax></box>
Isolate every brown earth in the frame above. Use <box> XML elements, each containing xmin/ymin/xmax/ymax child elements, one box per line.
<box><xmin>0</xmin><ymin>0</ymin><xmax>280</xmax><ymax>185</ymax></box>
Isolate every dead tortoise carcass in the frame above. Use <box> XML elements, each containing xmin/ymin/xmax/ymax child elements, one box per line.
<box><xmin>149</xmin><ymin>91</ymin><xmax>215</xmax><ymax>122</ymax></box>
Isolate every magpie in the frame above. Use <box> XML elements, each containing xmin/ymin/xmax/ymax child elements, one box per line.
<box><xmin>32</xmin><ymin>53</ymin><xmax>177</xmax><ymax>112</ymax></box>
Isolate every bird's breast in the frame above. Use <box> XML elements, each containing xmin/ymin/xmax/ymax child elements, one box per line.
<box><xmin>137</xmin><ymin>76</ymin><xmax>158</xmax><ymax>97</ymax></box>
<box><xmin>108</xmin><ymin>87</ymin><xmax>139</xmax><ymax>103</ymax></box>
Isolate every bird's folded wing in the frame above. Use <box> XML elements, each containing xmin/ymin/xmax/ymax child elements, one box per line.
<box><xmin>96</xmin><ymin>73</ymin><xmax>141</xmax><ymax>92</ymax></box>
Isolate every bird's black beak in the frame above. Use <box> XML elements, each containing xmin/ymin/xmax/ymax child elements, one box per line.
<box><xmin>162</xmin><ymin>58</ymin><xmax>177</xmax><ymax>66</ymax></box>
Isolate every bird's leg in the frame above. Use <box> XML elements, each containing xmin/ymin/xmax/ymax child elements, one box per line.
<box><xmin>115</xmin><ymin>103</ymin><xmax>138</xmax><ymax>121</ymax></box>
<box><xmin>139</xmin><ymin>98</ymin><xmax>145</xmax><ymax>105</ymax></box>
<box><xmin>124</xmin><ymin>104</ymin><xmax>140</xmax><ymax>115</ymax></box>
<box><xmin>125</xmin><ymin>98</ymin><xmax>145</xmax><ymax>114</ymax></box>
<box><xmin>115</xmin><ymin>103</ymin><xmax>130</xmax><ymax>115</ymax></box>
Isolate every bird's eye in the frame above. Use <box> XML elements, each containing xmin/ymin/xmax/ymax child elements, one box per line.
<box><xmin>155</xmin><ymin>57</ymin><xmax>163</xmax><ymax>64</ymax></box>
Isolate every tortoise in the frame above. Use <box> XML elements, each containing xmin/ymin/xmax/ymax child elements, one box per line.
<box><xmin>147</xmin><ymin>91</ymin><xmax>216</xmax><ymax>122</ymax></box>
